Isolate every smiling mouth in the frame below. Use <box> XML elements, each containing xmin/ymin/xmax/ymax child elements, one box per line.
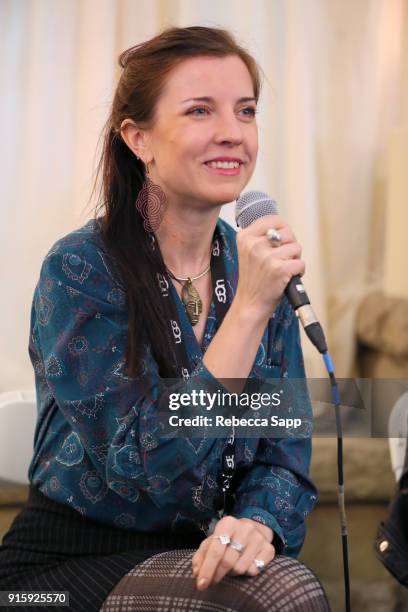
<box><xmin>205</xmin><ymin>161</ymin><xmax>243</xmax><ymax>169</ymax></box>
<box><xmin>203</xmin><ymin>162</ymin><xmax>242</xmax><ymax>176</ymax></box>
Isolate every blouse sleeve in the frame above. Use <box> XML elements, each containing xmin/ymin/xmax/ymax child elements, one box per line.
<box><xmin>29</xmin><ymin>240</ymin><xmax>229</xmax><ymax>510</ymax></box>
<box><xmin>230</xmin><ymin>305</ymin><xmax>318</xmax><ymax>557</ymax></box>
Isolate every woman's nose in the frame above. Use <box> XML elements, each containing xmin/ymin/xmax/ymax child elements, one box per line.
<box><xmin>213</xmin><ymin>113</ymin><xmax>243</xmax><ymax>144</ymax></box>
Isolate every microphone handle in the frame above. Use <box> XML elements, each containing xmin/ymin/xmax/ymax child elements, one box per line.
<box><xmin>285</xmin><ymin>275</ymin><xmax>311</xmax><ymax>309</ymax></box>
<box><xmin>284</xmin><ymin>276</ymin><xmax>328</xmax><ymax>354</ymax></box>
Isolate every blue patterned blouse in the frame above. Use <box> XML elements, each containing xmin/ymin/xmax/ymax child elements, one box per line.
<box><xmin>28</xmin><ymin>216</ymin><xmax>318</xmax><ymax>558</ymax></box>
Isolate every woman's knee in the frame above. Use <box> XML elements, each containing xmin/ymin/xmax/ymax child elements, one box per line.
<box><xmin>100</xmin><ymin>550</ymin><xmax>330</xmax><ymax>612</ymax></box>
<box><xmin>252</xmin><ymin>555</ymin><xmax>330</xmax><ymax>611</ymax></box>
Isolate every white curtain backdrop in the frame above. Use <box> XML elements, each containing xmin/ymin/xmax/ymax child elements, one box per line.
<box><xmin>1</xmin><ymin>0</ymin><xmax>407</xmax><ymax>391</ymax></box>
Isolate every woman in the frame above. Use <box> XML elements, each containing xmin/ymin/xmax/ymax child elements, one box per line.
<box><xmin>0</xmin><ymin>26</ymin><xmax>330</xmax><ymax>611</ymax></box>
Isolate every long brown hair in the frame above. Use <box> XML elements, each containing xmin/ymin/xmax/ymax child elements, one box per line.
<box><xmin>91</xmin><ymin>26</ymin><xmax>262</xmax><ymax>378</ymax></box>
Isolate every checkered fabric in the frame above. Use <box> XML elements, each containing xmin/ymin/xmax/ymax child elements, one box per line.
<box><xmin>101</xmin><ymin>549</ymin><xmax>330</xmax><ymax>611</ymax></box>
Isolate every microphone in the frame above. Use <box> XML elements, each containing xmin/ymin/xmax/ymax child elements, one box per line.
<box><xmin>235</xmin><ymin>190</ymin><xmax>328</xmax><ymax>354</ymax></box>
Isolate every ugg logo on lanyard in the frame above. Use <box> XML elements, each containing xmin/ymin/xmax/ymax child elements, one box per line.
<box><xmin>157</xmin><ymin>273</ymin><xmax>169</xmax><ymax>297</ymax></box>
<box><xmin>215</xmin><ymin>279</ymin><xmax>227</xmax><ymax>303</ymax></box>
<box><xmin>170</xmin><ymin>320</ymin><xmax>182</xmax><ymax>344</ymax></box>
<box><xmin>212</xmin><ymin>239</ymin><xmax>220</xmax><ymax>257</ymax></box>
<box><xmin>225</xmin><ymin>454</ymin><xmax>235</xmax><ymax>469</ymax></box>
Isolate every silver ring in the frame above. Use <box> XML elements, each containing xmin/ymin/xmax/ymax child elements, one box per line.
<box><xmin>254</xmin><ymin>558</ymin><xmax>266</xmax><ymax>571</ymax></box>
<box><xmin>266</xmin><ymin>228</ymin><xmax>281</xmax><ymax>245</ymax></box>
<box><xmin>213</xmin><ymin>533</ymin><xmax>231</xmax><ymax>545</ymax></box>
<box><xmin>229</xmin><ymin>539</ymin><xmax>246</xmax><ymax>553</ymax></box>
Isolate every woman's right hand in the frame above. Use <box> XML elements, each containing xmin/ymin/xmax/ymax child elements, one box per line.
<box><xmin>202</xmin><ymin>215</ymin><xmax>304</xmax><ymax>382</ymax></box>
<box><xmin>234</xmin><ymin>215</ymin><xmax>305</xmax><ymax>321</ymax></box>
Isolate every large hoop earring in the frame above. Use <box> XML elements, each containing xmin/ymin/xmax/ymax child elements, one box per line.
<box><xmin>134</xmin><ymin>161</ymin><xmax>167</xmax><ymax>233</ymax></box>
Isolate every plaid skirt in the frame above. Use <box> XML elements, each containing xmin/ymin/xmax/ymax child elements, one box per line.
<box><xmin>101</xmin><ymin>549</ymin><xmax>331</xmax><ymax>611</ymax></box>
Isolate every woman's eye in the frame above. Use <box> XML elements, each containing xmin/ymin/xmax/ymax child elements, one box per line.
<box><xmin>187</xmin><ymin>107</ymin><xmax>258</xmax><ymax>117</ymax></box>
<box><xmin>188</xmin><ymin>107</ymin><xmax>209</xmax><ymax>115</ymax></box>
<box><xmin>242</xmin><ymin>107</ymin><xmax>258</xmax><ymax>117</ymax></box>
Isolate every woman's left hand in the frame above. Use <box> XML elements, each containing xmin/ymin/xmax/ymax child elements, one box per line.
<box><xmin>191</xmin><ymin>516</ymin><xmax>275</xmax><ymax>590</ymax></box>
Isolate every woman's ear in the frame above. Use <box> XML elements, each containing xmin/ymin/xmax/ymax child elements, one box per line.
<box><xmin>120</xmin><ymin>119</ymin><xmax>151</xmax><ymax>163</ymax></box>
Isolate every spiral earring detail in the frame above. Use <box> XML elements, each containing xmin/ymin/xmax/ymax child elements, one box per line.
<box><xmin>134</xmin><ymin>160</ymin><xmax>167</xmax><ymax>233</ymax></box>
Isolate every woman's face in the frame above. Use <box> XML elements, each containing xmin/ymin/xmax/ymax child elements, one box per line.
<box><xmin>142</xmin><ymin>54</ymin><xmax>258</xmax><ymax>210</ymax></box>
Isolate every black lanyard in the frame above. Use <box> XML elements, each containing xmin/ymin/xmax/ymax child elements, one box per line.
<box><xmin>152</xmin><ymin>226</ymin><xmax>236</xmax><ymax>516</ymax></box>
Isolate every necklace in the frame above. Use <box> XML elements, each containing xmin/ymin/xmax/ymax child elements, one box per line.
<box><xmin>166</xmin><ymin>263</ymin><xmax>211</xmax><ymax>326</ymax></box>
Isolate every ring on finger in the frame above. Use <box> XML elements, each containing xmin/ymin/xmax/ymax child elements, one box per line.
<box><xmin>213</xmin><ymin>533</ymin><xmax>231</xmax><ymax>545</ymax></box>
<box><xmin>253</xmin><ymin>558</ymin><xmax>266</xmax><ymax>571</ymax></box>
<box><xmin>266</xmin><ymin>228</ymin><xmax>282</xmax><ymax>245</ymax></box>
<box><xmin>229</xmin><ymin>539</ymin><xmax>246</xmax><ymax>553</ymax></box>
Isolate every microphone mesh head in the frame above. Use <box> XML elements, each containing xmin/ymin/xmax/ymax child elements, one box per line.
<box><xmin>235</xmin><ymin>190</ymin><xmax>278</xmax><ymax>228</ymax></box>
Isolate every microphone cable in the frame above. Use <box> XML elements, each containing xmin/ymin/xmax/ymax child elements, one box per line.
<box><xmin>322</xmin><ymin>351</ymin><xmax>351</xmax><ymax>612</ymax></box>
<box><xmin>293</xmin><ymin>311</ymin><xmax>351</xmax><ymax>611</ymax></box>
<box><xmin>297</xmin><ymin>314</ymin><xmax>351</xmax><ymax>611</ymax></box>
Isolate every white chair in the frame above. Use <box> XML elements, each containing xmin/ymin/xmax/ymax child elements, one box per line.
<box><xmin>0</xmin><ymin>390</ymin><xmax>37</xmax><ymax>484</ymax></box>
<box><xmin>388</xmin><ymin>391</ymin><xmax>408</xmax><ymax>482</ymax></box>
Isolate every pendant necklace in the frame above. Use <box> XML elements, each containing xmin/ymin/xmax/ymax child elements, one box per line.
<box><xmin>166</xmin><ymin>264</ymin><xmax>211</xmax><ymax>326</ymax></box>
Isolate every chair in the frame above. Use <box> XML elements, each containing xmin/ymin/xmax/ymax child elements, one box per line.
<box><xmin>0</xmin><ymin>390</ymin><xmax>37</xmax><ymax>484</ymax></box>
<box><xmin>388</xmin><ymin>391</ymin><xmax>408</xmax><ymax>481</ymax></box>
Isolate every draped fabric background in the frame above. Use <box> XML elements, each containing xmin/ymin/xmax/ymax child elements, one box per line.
<box><xmin>1</xmin><ymin>0</ymin><xmax>407</xmax><ymax>390</ymax></box>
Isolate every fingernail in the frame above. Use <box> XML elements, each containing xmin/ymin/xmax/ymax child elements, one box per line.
<box><xmin>197</xmin><ymin>578</ymin><xmax>207</xmax><ymax>589</ymax></box>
